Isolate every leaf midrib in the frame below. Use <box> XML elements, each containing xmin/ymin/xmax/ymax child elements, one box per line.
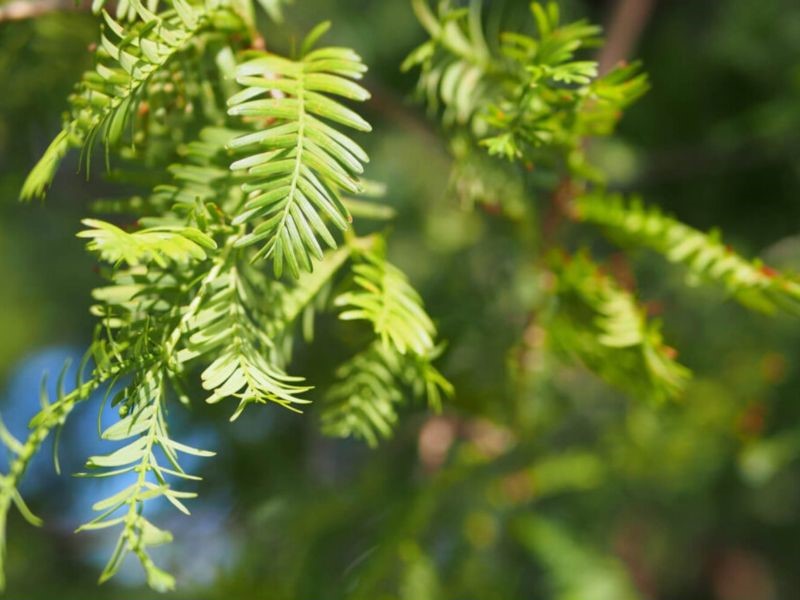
<box><xmin>270</xmin><ymin>69</ymin><xmax>307</xmax><ymax>264</ymax></box>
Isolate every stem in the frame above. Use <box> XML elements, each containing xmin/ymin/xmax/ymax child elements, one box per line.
<box><xmin>1</xmin><ymin>378</ymin><xmax>100</xmax><ymax>501</ymax></box>
<box><xmin>598</xmin><ymin>0</ymin><xmax>658</xmax><ymax>75</ymax></box>
<box><xmin>266</xmin><ymin>69</ymin><xmax>307</xmax><ymax>267</ymax></box>
<box><xmin>122</xmin><ymin>377</ymin><xmax>162</xmax><ymax>560</ymax></box>
<box><xmin>164</xmin><ymin>241</ymin><xmax>235</xmax><ymax>367</ymax></box>
<box><xmin>0</xmin><ymin>0</ymin><xmax>91</xmax><ymax>22</ymax></box>
<box><xmin>0</xmin><ymin>239</ymin><xmax>234</xmax><ymax>588</ymax></box>
<box><xmin>0</xmin><ymin>377</ymin><xmax>102</xmax><ymax>589</ymax></box>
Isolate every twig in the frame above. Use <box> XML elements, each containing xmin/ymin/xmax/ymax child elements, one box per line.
<box><xmin>0</xmin><ymin>0</ymin><xmax>90</xmax><ymax>22</ymax></box>
<box><xmin>598</xmin><ymin>0</ymin><xmax>658</xmax><ymax>74</ymax></box>
<box><xmin>548</xmin><ymin>0</ymin><xmax>659</xmax><ymax>235</ymax></box>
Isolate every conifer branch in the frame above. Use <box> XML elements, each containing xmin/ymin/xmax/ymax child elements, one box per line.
<box><xmin>20</xmin><ymin>1</ymin><xmax>243</xmax><ymax>199</ymax></box>
<box><xmin>226</xmin><ymin>33</ymin><xmax>372</xmax><ymax>276</ymax></box>
<box><xmin>0</xmin><ymin>375</ymin><xmax>102</xmax><ymax>591</ymax></box>
<box><xmin>545</xmin><ymin>250</ymin><xmax>689</xmax><ymax>401</ymax></box>
<box><xmin>575</xmin><ymin>192</ymin><xmax>800</xmax><ymax>315</ymax></box>
<box><xmin>323</xmin><ymin>245</ymin><xmax>452</xmax><ymax>445</ymax></box>
<box><xmin>322</xmin><ymin>343</ymin><xmax>451</xmax><ymax>447</ymax></box>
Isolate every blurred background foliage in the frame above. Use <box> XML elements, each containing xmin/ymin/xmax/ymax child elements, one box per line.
<box><xmin>1</xmin><ymin>0</ymin><xmax>799</xmax><ymax>598</ymax></box>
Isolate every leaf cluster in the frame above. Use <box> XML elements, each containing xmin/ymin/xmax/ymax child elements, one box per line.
<box><xmin>323</xmin><ymin>248</ymin><xmax>453</xmax><ymax>446</ymax></box>
<box><xmin>545</xmin><ymin>251</ymin><xmax>690</xmax><ymax>401</ymax></box>
<box><xmin>1</xmin><ymin>6</ymin><xmax>450</xmax><ymax>592</ymax></box>
<box><xmin>403</xmin><ymin>0</ymin><xmax>648</xmax><ymax>178</ymax></box>
<box><xmin>575</xmin><ymin>192</ymin><xmax>800</xmax><ymax>315</ymax></box>
<box><xmin>406</xmin><ymin>0</ymin><xmax>799</xmax><ymax>405</ymax></box>
<box><xmin>21</xmin><ymin>0</ymin><xmax>244</xmax><ymax>199</ymax></box>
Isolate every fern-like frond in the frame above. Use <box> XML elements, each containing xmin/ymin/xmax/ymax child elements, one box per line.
<box><xmin>71</xmin><ymin>242</ymin><xmax>228</xmax><ymax>587</ymax></box>
<box><xmin>401</xmin><ymin>0</ymin><xmax>495</xmax><ymax>125</ymax></box>
<box><xmin>405</xmin><ymin>1</ymin><xmax>647</xmax><ymax>177</ymax></box>
<box><xmin>480</xmin><ymin>3</ymin><xmax>647</xmax><ymax>168</ymax></box>
<box><xmin>4</xmin><ymin>14</ymin><xmax>449</xmax><ymax>591</ymax></box>
<box><xmin>21</xmin><ymin>4</ymin><xmax>239</xmax><ymax>199</ymax></box>
<box><xmin>546</xmin><ymin>251</ymin><xmax>690</xmax><ymax>401</ymax></box>
<box><xmin>182</xmin><ymin>261</ymin><xmax>311</xmax><ymax>419</ymax></box>
<box><xmin>335</xmin><ymin>250</ymin><xmax>436</xmax><ymax>356</ymax></box>
<box><xmin>324</xmin><ymin>245</ymin><xmax>450</xmax><ymax>445</ymax></box>
<box><xmin>575</xmin><ymin>192</ymin><xmax>800</xmax><ymax>315</ymax></box>
<box><xmin>226</xmin><ymin>34</ymin><xmax>371</xmax><ymax>277</ymax></box>
<box><xmin>78</xmin><ymin>218</ymin><xmax>216</xmax><ymax>266</ymax></box>
<box><xmin>322</xmin><ymin>343</ymin><xmax>451</xmax><ymax>447</ymax></box>
<box><xmin>78</xmin><ymin>368</ymin><xmax>214</xmax><ymax>591</ymax></box>
<box><xmin>201</xmin><ymin>345</ymin><xmax>310</xmax><ymax>419</ymax></box>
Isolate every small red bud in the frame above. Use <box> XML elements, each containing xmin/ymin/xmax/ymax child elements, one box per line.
<box><xmin>759</xmin><ymin>265</ymin><xmax>779</xmax><ymax>278</ymax></box>
<box><xmin>481</xmin><ymin>203</ymin><xmax>502</xmax><ymax>216</ymax></box>
<box><xmin>251</xmin><ymin>35</ymin><xmax>266</xmax><ymax>51</ymax></box>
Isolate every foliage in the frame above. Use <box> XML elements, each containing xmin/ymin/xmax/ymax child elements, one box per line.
<box><xmin>403</xmin><ymin>0</ymin><xmax>648</xmax><ymax>177</ymax></box>
<box><xmin>320</xmin><ymin>245</ymin><xmax>452</xmax><ymax>446</ymax></box>
<box><xmin>20</xmin><ymin>1</ymin><xmax>244</xmax><ymax>199</ymax></box>
<box><xmin>546</xmin><ymin>250</ymin><xmax>690</xmax><ymax>401</ymax></box>
<box><xmin>226</xmin><ymin>32</ymin><xmax>372</xmax><ymax>274</ymax></box>
<box><xmin>0</xmin><ymin>0</ymin><xmax>448</xmax><ymax>591</ymax></box>
<box><xmin>575</xmin><ymin>191</ymin><xmax>800</xmax><ymax>315</ymax></box>
<box><xmin>1</xmin><ymin>0</ymin><xmax>799</xmax><ymax>597</ymax></box>
<box><xmin>404</xmin><ymin>0</ymin><xmax>800</xmax><ymax>399</ymax></box>
<box><xmin>321</xmin><ymin>342</ymin><xmax>450</xmax><ymax>447</ymax></box>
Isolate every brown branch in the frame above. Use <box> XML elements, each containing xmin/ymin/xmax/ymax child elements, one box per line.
<box><xmin>0</xmin><ymin>0</ymin><xmax>91</xmax><ymax>22</ymax></box>
<box><xmin>542</xmin><ymin>177</ymin><xmax>581</xmax><ymax>246</ymax></box>
<box><xmin>543</xmin><ymin>0</ymin><xmax>658</xmax><ymax>242</ymax></box>
<box><xmin>598</xmin><ymin>0</ymin><xmax>657</xmax><ymax>74</ymax></box>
